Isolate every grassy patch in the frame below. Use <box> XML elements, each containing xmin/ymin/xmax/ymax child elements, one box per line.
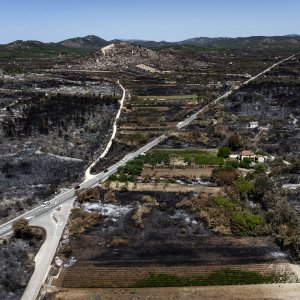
<box><xmin>133</xmin><ymin>269</ymin><xmax>282</xmax><ymax>287</ymax></box>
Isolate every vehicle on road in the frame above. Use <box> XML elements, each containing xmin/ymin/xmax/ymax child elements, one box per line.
<box><xmin>42</xmin><ymin>201</ymin><xmax>50</xmax><ymax>207</ymax></box>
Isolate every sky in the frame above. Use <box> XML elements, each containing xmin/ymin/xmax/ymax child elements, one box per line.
<box><xmin>0</xmin><ymin>0</ymin><xmax>299</xmax><ymax>44</ymax></box>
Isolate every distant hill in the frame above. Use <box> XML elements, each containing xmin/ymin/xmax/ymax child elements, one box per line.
<box><xmin>57</xmin><ymin>35</ymin><xmax>109</xmax><ymax>49</ymax></box>
<box><xmin>133</xmin><ymin>35</ymin><xmax>300</xmax><ymax>48</ymax></box>
<box><xmin>177</xmin><ymin>35</ymin><xmax>300</xmax><ymax>48</ymax></box>
<box><xmin>1</xmin><ymin>35</ymin><xmax>299</xmax><ymax>59</ymax></box>
<box><xmin>78</xmin><ymin>42</ymin><xmax>177</xmax><ymax>71</ymax></box>
<box><xmin>0</xmin><ymin>40</ymin><xmax>92</xmax><ymax>59</ymax></box>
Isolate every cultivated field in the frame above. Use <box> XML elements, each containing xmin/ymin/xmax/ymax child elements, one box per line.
<box><xmin>55</xmin><ymin>263</ymin><xmax>298</xmax><ymax>288</ymax></box>
<box><xmin>141</xmin><ymin>167</ymin><xmax>213</xmax><ymax>178</ymax></box>
<box><xmin>49</xmin><ymin>283</ymin><xmax>300</xmax><ymax>300</ymax></box>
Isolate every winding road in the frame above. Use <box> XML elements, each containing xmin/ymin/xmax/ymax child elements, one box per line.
<box><xmin>85</xmin><ymin>81</ymin><xmax>126</xmax><ymax>180</ymax></box>
<box><xmin>0</xmin><ymin>53</ymin><xmax>298</xmax><ymax>300</ymax></box>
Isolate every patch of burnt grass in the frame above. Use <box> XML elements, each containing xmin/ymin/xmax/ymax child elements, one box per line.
<box><xmin>133</xmin><ymin>269</ymin><xmax>285</xmax><ymax>287</ymax></box>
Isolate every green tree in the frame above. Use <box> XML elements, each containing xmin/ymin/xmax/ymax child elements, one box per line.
<box><xmin>217</xmin><ymin>146</ymin><xmax>231</xmax><ymax>158</ymax></box>
<box><xmin>254</xmin><ymin>163</ymin><xmax>267</xmax><ymax>174</ymax></box>
<box><xmin>235</xmin><ymin>177</ymin><xmax>254</xmax><ymax>194</ymax></box>
<box><xmin>251</xmin><ymin>175</ymin><xmax>273</xmax><ymax>205</ymax></box>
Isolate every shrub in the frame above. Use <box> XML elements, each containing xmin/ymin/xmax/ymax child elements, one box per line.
<box><xmin>254</xmin><ymin>163</ymin><xmax>267</xmax><ymax>174</ymax></box>
<box><xmin>12</xmin><ymin>218</ymin><xmax>32</xmax><ymax>239</ymax></box>
<box><xmin>220</xmin><ymin>160</ymin><xmax>240</xmax><ymax>171</ymax></box>
<box><xmin>69</xmin><ymin>209</ymin><xmax>101</xmax><ymax>235</ymax></box>
<box><xmin>144</xmin><ymin>151</ymin><xmax>170</xmax><ymax>165</ymax></box>
<box><xmin>239</xmin><ymin>157</ymin><xmax>253</xmax><ymax>169</ymax></box>
<box><xmin>212</xmin><ymin>169</ymin><xmax>239</xmax><ymax>186</ymax></box>
<box><xmin>228</xmin><ymin>133</ymin><xmax>243</xmax><ymax>151</ymax></box>
<box><xmin>235</xmin><ymin>177</ymin><xmax>254</xmax><ymax>194</ymax></box>
<box><xmin>231</xmin><ymin>212</ymin><xmax>263</xmax><ymax>235</ymax></box>
<box><xmin>213</xmin><ymin>195</ymin><xmax>237</xmax><ymax>211</ymax></box>
<box><xmin>217</xmin><ymin>146</ymin><xmax>231</xmax><ymax>158</ymax></box>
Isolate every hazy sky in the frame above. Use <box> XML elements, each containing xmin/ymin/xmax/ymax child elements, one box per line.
<box><xmin>0</xmin><ymin>0</ymin><xmax>299</xmax><ymax>43</ymax></box>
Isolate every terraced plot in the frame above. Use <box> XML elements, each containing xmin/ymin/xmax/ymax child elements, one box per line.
<box><xmin>56</xmin><ymin>263</ymin><xmax>298</xmax><ymax>288</ymax></box>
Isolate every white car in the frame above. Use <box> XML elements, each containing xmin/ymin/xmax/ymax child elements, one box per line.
<box><xmin>42</xmin><ymin>201</ymin><xmax>50</xmax><ymax>207</ymax></box>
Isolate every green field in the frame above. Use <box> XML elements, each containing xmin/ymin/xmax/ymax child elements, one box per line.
<box><xmin>134</xmin><ymin>269</ymin><xmax>286</xmax><ymax>287</ymax></box>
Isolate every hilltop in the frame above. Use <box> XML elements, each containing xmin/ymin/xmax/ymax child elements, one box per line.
<box><xmin>78</xmin><ymin>42</ymin><xmax>177</xmax><ymax>71</ymax></box>
<box><xmin>57</xmin><ymin>35</ymin><xmax>108</xmax><ymax>49</ymax></box>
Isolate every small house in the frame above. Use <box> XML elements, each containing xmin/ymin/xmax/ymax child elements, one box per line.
<box><xmin>248</xmin><ymin>121</ymin><xmax>259</xmax><ymax>129</ymax></box>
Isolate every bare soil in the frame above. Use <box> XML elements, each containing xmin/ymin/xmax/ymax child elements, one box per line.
<box><xmin>141</xmin><ymin>167</ymin><xmax>213</xmax><ymax>178</ymax></box>
<box><xmin>49</xmin><ymin>283</ymin><xmax>300</xmax><ymax>300</ymax></box>
<box><xmin>108</xmin><ymin>181</ymin><xmax>221</xmax><ymax>193</ymax></box>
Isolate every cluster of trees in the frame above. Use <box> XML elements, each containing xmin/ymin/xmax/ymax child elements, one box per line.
<box><xmin>212</xmin><ymin>155</ymin><xmax>300</xmax><ymax>259</ymax></box>
<box><xmin>0</xmin><ymin>152</ymin><xmax>84</xmax><ymax>188</ymax></box>
<box><xmin>2</xmin><ymin>93</ymin><xmax>118</xmax><ymax>138</ymax></box>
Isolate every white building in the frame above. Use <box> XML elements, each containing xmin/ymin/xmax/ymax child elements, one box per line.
<box><xmin>248</xmin><ymin>121</ymin><xmax>259</xmax><ymax>129</ymax></box>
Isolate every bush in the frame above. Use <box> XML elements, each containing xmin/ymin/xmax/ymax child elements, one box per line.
<box><xmin>235</xmin><ymin>177</ymin><xmax>254</xmax><ymax>194</ymax></box>
<box><xmin>228</xmin><ymin>133</ymin><xmax>243</xmax><ymax>151</ymax></box>
<box><xmin>251</xmin><ymin>175</ymin><xmax>273</xmax><ymax>203</ymax></box>
<box><xmin>123</xmin><ymin>159</ymin><xmax>144</xmax><ymax>176</ymax></box>
<box><xmin>212</xmin><ymin>169</ymin><xmax>239</xmax><ymax>186</ymax></box>
<box><xmin>69</xmin><ymin>208</ymin><xmax>101</xmax><ymax>235</ymax></box>
<box><xmin>144</xmin><ymin>151</ymin><xmax>170</xmax><ymax>165</ymax></box>
<box><xmin>254</xmin><ymin>163</ymin><xmax>267</xmax><ymax>174</ymax></box>
<box><xmin>231</xmin><ymin>212</ymin><xmax>263</xmax><ymax>235</ymax></box>
<box><xmin>213</xmin><ymin>195</ymin><xmax>237</xmax><ymax>211</ymax></box>
<box><xmin>12</xmin><ymin>218</ymin><xmax>33</xmax><ymax>239</ymax></box>
<box><xmin>217</xmin><ymin>146</ymin><xmax>231</xmax><ymax>158</ymax></box>
<box><xmin>219</xmin><ymin>160</ymin><xmax>240</xmax><ymax>171</ymax></box>
<box><xmin>239</xmin><ymin>157</ymin><xmax>253</xmax><ymax>169</ymax></box>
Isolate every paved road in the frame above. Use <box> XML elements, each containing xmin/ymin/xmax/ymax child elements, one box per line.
<box><xmin>0</xmin><ymin>53</ymin><xmax>297</xmax><ymax>300</ymax></box>
<box><xmin>176</xmin><ymin>53</ymin><xmax>297</xmax><ymax>130</ymax></box>
<box><xmin>21</xmin><ymin>199</ymin><xmax>74</xmax><ymax>300</ymax></box>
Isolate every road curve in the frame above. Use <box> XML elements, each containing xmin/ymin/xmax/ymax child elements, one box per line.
<box><xmin>21</xmin><ymin>199</ymin><xmax>75</xmax><ymax>300</ymax></box>
<box><xmin>85</xmin><ymin>81</ymin><xmax>126</xmax><ymax>180</ymax></box>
